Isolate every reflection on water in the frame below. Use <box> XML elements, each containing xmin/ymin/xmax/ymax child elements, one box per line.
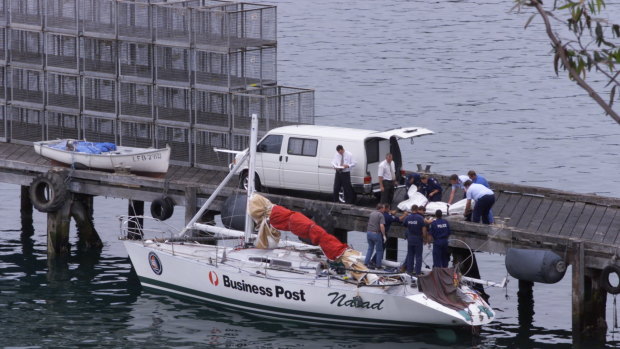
<box><xmin>1</xmin><ymin>210</ymin><xmax>617</xmax><ymax>348</ymax></box>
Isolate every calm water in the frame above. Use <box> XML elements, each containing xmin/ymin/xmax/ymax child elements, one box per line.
<box><xmin>2</xmin><ymin>0</ymin><xmax>620</xmax><ymax>347</ymax></box>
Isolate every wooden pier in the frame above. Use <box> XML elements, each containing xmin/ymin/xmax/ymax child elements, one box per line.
<box><xmin>1</xmin><ymin>141</ymin><xmax>618</xmax><ymax>344</ymax></box>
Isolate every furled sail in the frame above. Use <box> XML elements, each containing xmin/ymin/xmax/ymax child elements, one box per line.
<box><xmin>248</xmin><ymin>194</ymin><xmax>378</xmax><ymax>284</ymax></box>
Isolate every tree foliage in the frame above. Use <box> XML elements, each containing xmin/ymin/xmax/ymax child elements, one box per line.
<box><xmin>513</xmin><ymin>0</ymin><xmax>620</xmax><ymax>124</ymax></box>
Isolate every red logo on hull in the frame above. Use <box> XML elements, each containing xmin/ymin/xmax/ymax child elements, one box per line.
<box><xmin>209</xmin><ymin>271</ymin><xmax>219</xmax><ymax>286</ymax></box>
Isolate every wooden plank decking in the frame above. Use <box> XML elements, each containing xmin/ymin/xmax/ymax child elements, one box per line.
<box><xmin>1</xmin><ymin>142</ymin><xmax>619</xmax><ymax>269</ymax></box>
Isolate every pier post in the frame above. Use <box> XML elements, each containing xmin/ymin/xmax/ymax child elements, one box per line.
<box><xmin>333</xmin><ymin>228</ymin><xmax>348</xmax><ymax>244</ymax></box>
<box><xmin>184</xmin><ymin>187</ymin><xmax>198</xmax><ymax>237</ymax></box>
<box><xmin>127</xmin><ymin>200</ymin><xmax>144</xmax><ymax>240</ymax></box>
<box><xmin>571</xmin><ymin>241</ymin><xmax>607</xmax><ymax>345</ymax></box>
<box><xmin>20</xmin><ymin>185</ymin><xmax>34</xmax><ymax>238</ymax></box>
<box><xmin>47</xmin><ymin>200</ymin><xmax>72</xmax><ymax>256</ymax></box>
<box><xmin>184</xmin><ymin>187</ymin><xmax>197</xmax><ymax>226</ymax></box>
<box><xmin>517</xmin><ymin>280</ymin><xmax>535</xmax><ymax>344</ymax></box>
<box><xmin>72</xmin><ymin>194</ymin><xmax>103</xmax><ymax>251</ymax></box>
<box><xmin>385</xmin><ymin>237</ymin><xmax>398</xmax><ymax>261</ymax></box>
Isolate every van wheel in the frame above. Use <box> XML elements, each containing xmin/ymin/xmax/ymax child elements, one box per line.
<box><xmin>239</xmin><ymin>171</ymin><xmax>262</xmax><ymax>192</ymax></box>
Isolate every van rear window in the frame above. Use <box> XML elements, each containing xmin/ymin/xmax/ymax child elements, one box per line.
<box><xmin>365</xmin><ymin>138</ymin><xmax>379</xmax><ymax>163</ymax></box>
<box><xmin>288</xmin><ymin>137</ymin><xmax>318</xmax><ymax>157</ymax></box>
<box><xmin>257</xmin><ymin>135</ymin><xmax>283</xmax><ymax>154</ymax></box>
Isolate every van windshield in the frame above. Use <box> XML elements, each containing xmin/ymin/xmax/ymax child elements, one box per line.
<box><xmin>257</xmin><ymin>135</ymin><xmax>283</xmax><ymax>154</ymax></box>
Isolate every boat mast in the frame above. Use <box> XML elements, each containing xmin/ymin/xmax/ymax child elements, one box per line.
<box><xmin>177</xmin><ymin>115</ymin><xmax>258</xmax><ymax>238</ymax></box>
<box><xmin>244</xmin><ymin>114</ymin><xmax>259</xmax><ymax>244</ymax></box>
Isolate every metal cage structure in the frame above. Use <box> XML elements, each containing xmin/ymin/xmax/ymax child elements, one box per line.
<box><xmin>0</xmin><ymin>0</ymin><xmax>314</xmax><ymax>169</ymax></box>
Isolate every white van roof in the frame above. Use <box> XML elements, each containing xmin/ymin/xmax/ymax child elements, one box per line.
<box><xmin>268</xmin><ymin>125</ymin><xmax>433</xmax><ymax>141</ymax></box>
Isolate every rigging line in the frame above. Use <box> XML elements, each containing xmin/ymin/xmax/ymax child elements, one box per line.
<box><xmin>451</xmin><ymin>217</ymin><xmax>509</xmax><ymax>268</ymax></box>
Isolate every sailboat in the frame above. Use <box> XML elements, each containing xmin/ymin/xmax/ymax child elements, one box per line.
<box><xmin>121</xmin><ymin>115</ymin><xmax>498</xmax><ymax>329</ymax></box>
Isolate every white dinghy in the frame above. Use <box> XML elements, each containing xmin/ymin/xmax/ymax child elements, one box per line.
<box><xmin>34</xmin><ymin>139</ymin><xmax>170</xmax><ymax>174</ymax></box>
<box><xmin>121</xmin><ymin>115</ymin><xmax>498</xmax><ymax>329</ymax></box>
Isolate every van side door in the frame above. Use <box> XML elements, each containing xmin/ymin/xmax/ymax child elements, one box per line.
<box><xmin>256</xmin><ymin>134</ymin><xmax>284</xmax><ymax>188</ymax></box>
<box><xmin>282</xmin><ymin>137</ymin><xmax>319</xmax><ymax>191</ymax></box>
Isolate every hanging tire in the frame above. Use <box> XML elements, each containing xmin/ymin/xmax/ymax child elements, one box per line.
<box><xmin>600</xmin><ymin>264</ymin><xmax>620</xmax><ymax>295</ymax></box>
<box><xmin>239</xmin><ymin>171</ymin><xmax>262</xmax><ymax>192</ymax></box>
<box><xmin>29</xmin><ymin>172</ymin><xmax>68</xmax><ymax>213</ymax></box>
<box><xmin>151</xmin><ymin>196</ymin><xmax>175</xmax><ymax>221</ymax></box>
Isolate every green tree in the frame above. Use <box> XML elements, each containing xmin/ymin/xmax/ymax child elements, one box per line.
<box><xmin>513</xmin><ymin>0</ymin><xmax>620</xmax><ymax>123</ymax></box>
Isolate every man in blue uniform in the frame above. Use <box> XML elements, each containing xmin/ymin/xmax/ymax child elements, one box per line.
<box><xmin>401</xmin><ymin>205</ymin><xmax>427</xmax><ymax>275</ymax></box>
<box><xmin>428</xmin><ymin>210</ymin><xmax>451</xmax><ymax>268</ymax></box>
<box><xmin>420</xmin><ymin>175</ymin><xmax>443</xmax><ymax>202</ymax></box>
<box><xmin>404</xmin><ymin>173</ymin><xmax>422</xmax><ymax>200</ymax></box>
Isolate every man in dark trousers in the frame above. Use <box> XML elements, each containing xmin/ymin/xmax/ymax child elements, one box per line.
<box><xmin>331</xmin><ymin>145</ymin><xmax>356</xmax><ymax>204</ymax></box>
<box><xmin>463</xmin><ymin>180</ymin><xmax>495</xmax><ymax>224</ymax></box>
<box><xmin>420</xmin><ymin>174</ymin><xmax>443</xmax><ymax>202</ymax></box>
<box><xmin>364</xmin><ymin>204</ymin><xmax>386</xmax><ymax>269</ymax></box>
<box><xmin>378</xmin><ymin>153</ymin><xmax>396</xmax><ymax>207</ymax></box>
<box><xmin>428</xmin><ymin>210</ymin><xmax>451</xmax><ymax>268</ymax></box>
<box><xmin>372</xmin><ymin>203</ymin><xmax>401</xmax><ymax>266</ymax></box>
<box><xmin>401</xmin><ymin>205</ymin><xmax>427</xmax><ymax>275</ymax></box>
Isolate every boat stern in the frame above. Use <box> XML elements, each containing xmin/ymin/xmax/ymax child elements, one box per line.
<box><xmin>404</xmin><ymin>290</ymin><xmax>495</xmax><ymax>327</ymax></box>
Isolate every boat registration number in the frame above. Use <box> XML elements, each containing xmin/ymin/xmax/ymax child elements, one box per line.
<box><xmin>133</xmin><ymin>152</ymin><xmax>162</xmax><ymax>162</ymax></box>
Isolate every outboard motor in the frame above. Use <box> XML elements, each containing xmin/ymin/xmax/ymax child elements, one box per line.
<box><xmin>505</xmin><ymin>248</ymin><xmax>567</xmax><ymax>284</ymax></box>
<box><xmin>220</xmin><ymin>195</ymin><xmax>247</xmax><ymax>231</ymax></box>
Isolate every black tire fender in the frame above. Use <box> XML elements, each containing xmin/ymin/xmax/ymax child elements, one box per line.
<box><xmin>151</xmin><ymin>196</ymin><xmax>175</xmax><ymax>221</ymax></box>
<box><xmin>600</xmin><ymin>264</ymin><xmax>620</xmax><ymax>295</ymax></box>
<box><xmin>29</xmin><ymin>172</ymin><xmax>68</xmax><ymax>213</ymax></box>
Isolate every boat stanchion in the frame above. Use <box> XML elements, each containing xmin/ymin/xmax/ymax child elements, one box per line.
<box><xmin>127</xmin><ymin>200</ymin><xmax>144</xmax><ymax>240</ymax></box>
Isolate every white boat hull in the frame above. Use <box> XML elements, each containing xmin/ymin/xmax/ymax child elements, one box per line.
<box><xmin>34</xmin><ymin>140</ymin><xmax>170</xmax><ymax>173</ymax></box>
<box><xmin>124</xmin><ymin>240</ymin><xmax>494</xmax><ymax>328</ymax></box>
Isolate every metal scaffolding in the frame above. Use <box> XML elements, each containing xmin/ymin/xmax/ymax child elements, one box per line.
<box><xmin>0</xmin><ymin>0</ymin><xmax>314</xmax><ymax>168</ymax></box>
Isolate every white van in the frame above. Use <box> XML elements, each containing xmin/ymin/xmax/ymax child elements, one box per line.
<box><xmin>231</xmin><ymin>125</ymin><xmax>433</xmax><ymax>202</ymax></box>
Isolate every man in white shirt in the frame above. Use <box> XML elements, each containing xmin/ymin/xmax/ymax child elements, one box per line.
<box><xmin>378</xmin><ymin>153</ymin><xmax>396</xmax><ymax>208</ymax></box>
<box><xmin>447</xmin><ymin>174</ymin><xmax>470</xmax><ymax>204</ymax></box>
<box><xmin>331</xmin><ymin>145</ymin><xmax>356</xmax><ymax>204</ymax></box>
<box><xmin>463</xmin><ymin>180</ymin><xmax>495</xmax><ymax>224</ymax></box>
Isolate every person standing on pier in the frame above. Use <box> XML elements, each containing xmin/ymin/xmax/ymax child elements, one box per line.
<box><xmin>371</xmin><ymin>203</ymin><xmax>401</xmax><ymax>266</ymax></box>
<box><xmin>420</xmin><ymin>174</ymin><xmax>443</xmax><ymax>202</ymax></box>
<box><xmin>428</xmin><ymin>210</ymin><xmax>451</xmax><ymax>268</ymax></box>
<box><xmin>401</xmin><ymin>205</ymin><xmax>427</xmax><ymax>275</ymax></box>
<box><xmin>331</xmin><ymin>145</ymin><xmax>356</xmax><ymax>204</ymax></box>
<box><xmin>378</xmin><ymin>153</ymin><xmax>397</xmax><ymax>208</ymax></box>
<box><xmin>463</xmin><ymin>180</ymin><xmax>495</xmax><ymax>225</ymax></box>
<box><xmin>364</xmin><ymin>204</ymin><xmax>386</xmax><ymax>269</ymax></box>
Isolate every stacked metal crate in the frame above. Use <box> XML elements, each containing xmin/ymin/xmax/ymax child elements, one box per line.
<box><xmin>1</xmin><ymin>0</ymin><xmax>314</xmax><ymax>168</ymax></box>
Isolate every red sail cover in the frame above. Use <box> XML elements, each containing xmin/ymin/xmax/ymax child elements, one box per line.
<box><xmin>269</xmin><ymin>205</ymin><xmax>348</xmax><ymax>260</ymax></box>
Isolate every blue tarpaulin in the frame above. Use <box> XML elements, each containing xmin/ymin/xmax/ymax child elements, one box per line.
<box><xmin>50</xmin><ymin>141</ymin><xmax>117</xmax><ymax>154</ymax></box>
